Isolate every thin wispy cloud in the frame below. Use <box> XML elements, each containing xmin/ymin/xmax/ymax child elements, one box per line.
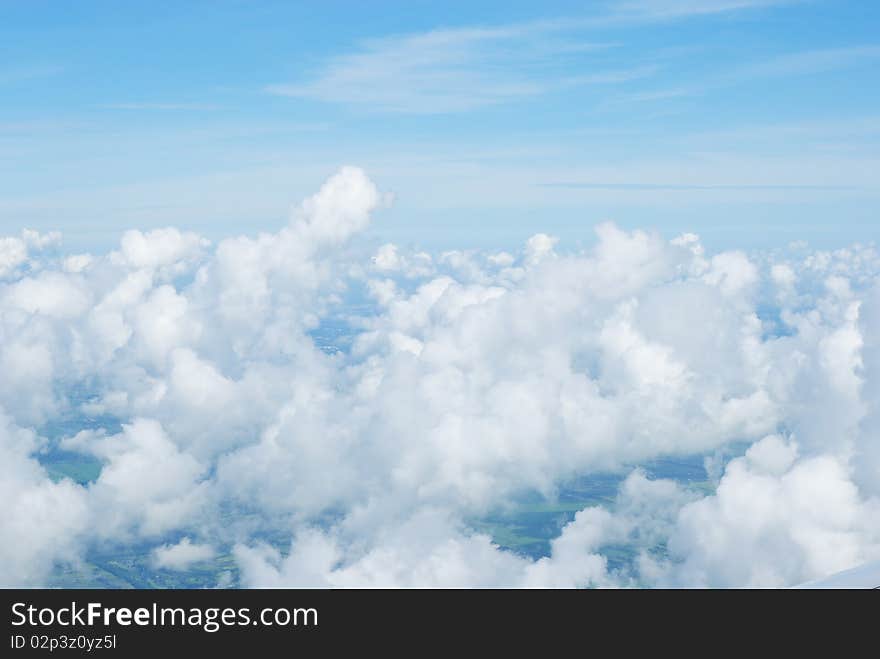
<box><xmin>680</xmin><ymin>116</ymin><xmax>880</xmax><ymax>144</ymax></box>
<box><xmin>0</xmin><ymin>64</ymin><xmax>65</xmax><ymax>85</ymax></box>
<box><xmin>597</xmin><ymin>87</ymin><xmax>695</xmax><ymax>110</ymax></box>
<box><xmin>563</xmin><ymin>65</ymin><xmax>659</xmax><ymax>85</ymax></box>
<box><xmin>601</xmin><ymin>45</ymin><xmax>880</xmax><ymax>111</ymax></box>
<box><xmin>98</xmin><ymin>102</ymin><xmax>222</xmax><ymax>111</ymax></box>
<box><xmin>606</xmin><ymin>0</ymin><xmax>802</xmax><ymax>21</ymax></box>
<box><xmin>266</xmin><ymin>23</ymin><xmax>627</xmax><ymax>113</ymax></box>
<box><xmin>536</xmin><ymin>182</ymin><xmax>857</xmax><ymax>191</ymax></box>
<box><xmin>266</xmin><ymin>0</ymin><xmax>802</xmax><ymax>114</ymax></box>
<box><xmin>739</xmin><ymin>45</ymin><xmax>880</xmax><ymax>78</ymax></box>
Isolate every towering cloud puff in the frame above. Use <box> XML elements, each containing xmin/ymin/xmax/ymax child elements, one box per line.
<box><xmin>0</xmin><ymin>167</ymin><xmax>878</xmax><ymax>587</ymax></box>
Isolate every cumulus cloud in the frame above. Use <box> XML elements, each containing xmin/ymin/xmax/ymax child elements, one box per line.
<box><xmin>1</xmin><ymin>166</ymin><xmax>879</xmax><ymax>587</ymax></box>
<box><xmin>116</xmin><ymin>227</ymin><xmax>208</xmax><ymax>272</ymax></box>
<box><xmin>0</xmin><ymin>229</ymin><xmax>60</xmax><ymax>279</ymax></box>
<box><xmin>0</xmin><ymin>412</ymin><xmax>88</xmax><ymax>586</ymax></box>
<box><xmin>235</xmin><ymin>510</ymin><xmax>532</xmax><ymax>588</ymax></box>
<box><xmin>0</xmin><ymin>237</ymin><xmax>28</xmax><ymax>278</ymax></box>
<box><xmin>152</xmin><ymin>537</ymin><xmax>216</xmax><ymax>570</ymax></box>
<box><xmin>649</xmin><ymin>436</ymin><xmax>880</xmax><ymax>587</ymax></box>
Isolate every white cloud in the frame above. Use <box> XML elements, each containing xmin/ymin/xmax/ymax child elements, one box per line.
<box><xmin>656</xmin><ymin>438</ymin><xmax>880</xmax><ymax>587</ymax></box>
<box><xmin>236</xmin><ymin>510</ymin><xmax>532</xmax><ymax>588</ymax></box>
<box><xmin>265</xmin><ymin>1</ymin><xmax>805</xmax><ymax>114</ymax></box>
<box><xmin>0</xmin><ymin>237</ymin><xmax>27</xmax><ymax>278</ymax></box>
<box><xmin>152</xmin><ymin>537</ymin><xmax>216</xmax><ymax>570</ymax></box>
<box><xmin>116</xmin><ymin>227</ymin><xmax>208</xmax><ymax>272</ymax></box>
<box><xmin>0</xmin><ymin>229</ymin><xmax>60</xmax><ymax>279</ymax></box>
<box><xmin>609</xmin><ymin>0</ymin><xmax>800</xmax><ymax>21</ymax></box>
<box><xmin>1</xmin><ymin>166</ymin><xmax>879</xmax><ymax>587</ymax></box>
<box><xmin>3</xmin><ymin>271</ymin><xmax>92</xmax><ymax>318</ymax></box>
<box><xmin>99</xmin><ymin>103</ymin><xmax>221</xmax><ymax>111</ymax></box>
<box><xmin>64</xmin><ymin>419</ymin><xmax>210</xmax><ymax>541</ymax></box>
<box><xmin>0</xmin><ymin>412</ymin><xmax>89</xmax><ymax>586</ymax></box>
<box><xmin>264</xmin><ymin>0</ymin><xmax>802</xmax><ymax>113</ymax></box>
<box><xmin>740</xmin><ymin>45</ymin><xmax>880</xmax><ymax>79</ymax></box>
<box><xmin>266</xmin><ymin>22</ymin><xmax>639</xmax><ymax>113</ymax></box>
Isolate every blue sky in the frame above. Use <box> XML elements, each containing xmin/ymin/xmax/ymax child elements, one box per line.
<box><xmin>1</xmin><ymin>0</ymin><xmax>879</xmax><ymax>252</ymax></box>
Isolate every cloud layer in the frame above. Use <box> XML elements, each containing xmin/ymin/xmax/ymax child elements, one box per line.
<box><xmin>1</xmin><ymin>167</ymin><xmax>878</xmax><ymax>587</ymax></box>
